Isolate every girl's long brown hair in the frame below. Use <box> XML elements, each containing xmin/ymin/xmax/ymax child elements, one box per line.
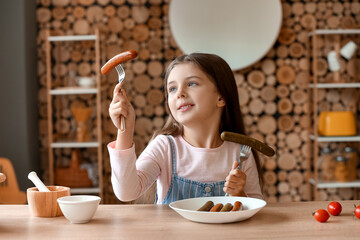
<box><xmin>152</xmin><ymin>53</ymin><xmax>263</xmax><ymax>189</ymax></box>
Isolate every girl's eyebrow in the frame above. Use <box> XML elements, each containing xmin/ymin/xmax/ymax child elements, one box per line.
<box><xmin>167</xmin><ymin>80</ymin><xmax>176</xmax><ymax>85</ymax></box>
<box><xmin>167</xmin><ymin>75</ymin><xmax>200</xmax><ymax>85</ymax></box>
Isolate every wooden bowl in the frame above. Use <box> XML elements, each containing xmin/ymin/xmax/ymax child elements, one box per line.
<box><xmin>27</xmin><ymin>186</ymin><xmax>70</xmax><ymax>217</ymax></box>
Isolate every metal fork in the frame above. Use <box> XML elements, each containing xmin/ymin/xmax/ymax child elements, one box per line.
<box><xmin>225</xmin><ymin>145</ymin><xmax>252</xmax><ymax>196</ymax></box>
<box><xmin>115</xmin><ymin>64</ymin><xmax>126</xmax><ymax>133</ymax></box>
<box><xmin>237</xmin><ymin>145</ymin><xmax>252</xmax><ymax>170</ymax></box>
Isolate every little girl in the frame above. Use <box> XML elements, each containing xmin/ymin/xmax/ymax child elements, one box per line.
<box><xmin>108</xmin><ymin>53</ymin><xmax>263</xmax><ymax>204</ymax></box>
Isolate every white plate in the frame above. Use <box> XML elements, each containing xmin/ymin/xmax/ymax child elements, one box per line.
<box><xmin>169</xmin><ymin>196</ymin><xmax>266</xmax><ymax>224</ymax></box>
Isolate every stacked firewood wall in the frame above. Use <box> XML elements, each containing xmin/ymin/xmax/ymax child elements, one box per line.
<box><xmin>36</xmin><ymin>0</ymin><xmax>360</xmax><ymax>203</ymax></box>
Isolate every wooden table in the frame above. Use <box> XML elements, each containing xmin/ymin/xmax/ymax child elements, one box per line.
<box><xmin>1</xmin><ymin>201</ymin><xmax>360</xmax><ymax>239</ymax></box>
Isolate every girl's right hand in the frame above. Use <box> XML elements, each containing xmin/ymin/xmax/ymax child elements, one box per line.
<box><xmin>223</xmin><ymin>161</ymin><xmax>247</xmax><ymax>197</ymax></box>
<box><xmin>109</xmin><ymin>83</ymin><xmax>135</xmax><ymax>135</ymax></box>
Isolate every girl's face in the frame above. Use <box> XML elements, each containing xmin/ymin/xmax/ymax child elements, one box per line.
<box><xmin>166</xmin><ymin>63</ymin><xmax>225</xmax><ymax>127</ymax></box>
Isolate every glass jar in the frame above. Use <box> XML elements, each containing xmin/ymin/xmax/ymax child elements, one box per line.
<box><xmin>344</xmin><ymin>147</ymin><xmax>357</xmax><ymax>181</ymax></box>
<box><xmin>335</xmin><ymin>155</ymin><xmax>348</xmax><ymax>182</ymax></box>
<box><xmin>320</xmin><ymin>147</ymin><xmax>335</xmax><ymax>181</ymax></box>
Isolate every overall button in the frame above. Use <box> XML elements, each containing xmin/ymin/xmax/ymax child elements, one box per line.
<box><xmin>205</xmin><ymin>186</ymin><xmax>212</xmax><ymax>193</ymax></box>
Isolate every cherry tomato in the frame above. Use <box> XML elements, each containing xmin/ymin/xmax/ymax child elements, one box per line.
<box><xmin>355</xmin><ymin>205</ymin><xmax>360</xmax><ymax>219</ymax></box>
<box><xmin>313</xmin><ymin>209</ymin><xmax>330</xmax><ymax>223</ymax></box>
<box><xmin>328</xmin><ymin>201</ymin><xmax>342</xmax><ymax>216</ymax></box>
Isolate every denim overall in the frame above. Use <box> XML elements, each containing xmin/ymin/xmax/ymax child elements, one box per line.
<box><xmin>160</xmin><ymin>136</ymin><xmax>226</xmax><ymax>204</ymax></box>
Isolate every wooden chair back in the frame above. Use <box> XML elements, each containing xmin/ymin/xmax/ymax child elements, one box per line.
<box><xmin>0</xmin><ymin>157</ymin><xmax>27</xmax><ymax>204</ymax></box>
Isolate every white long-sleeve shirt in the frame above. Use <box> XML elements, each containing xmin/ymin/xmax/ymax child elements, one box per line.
<box><xmin>108</xmin><ymin>134</ymin><xmax>263</xmax><ymax>204</ymax></box>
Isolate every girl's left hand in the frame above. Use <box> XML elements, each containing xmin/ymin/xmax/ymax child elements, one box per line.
<box><xmin>223</xmin><ymin>161</ymin><xmax>247</xmax><ymax>197</ymax></box>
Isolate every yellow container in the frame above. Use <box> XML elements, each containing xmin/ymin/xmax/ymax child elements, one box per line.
<box><xmin>318</xmin><ymin>111</ymin><xmax>356</xmax><ymax>136</ymax></box>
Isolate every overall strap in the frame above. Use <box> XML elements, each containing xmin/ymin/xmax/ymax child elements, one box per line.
<box><xmin>156</xmin><ymin>135</ymin><xmax>176</xmax><ymax>204</ymax></box>
<box><xmin>158</xmin><ymin>135</ymin><xmax>178</xmax><ymax>204</ymax></box>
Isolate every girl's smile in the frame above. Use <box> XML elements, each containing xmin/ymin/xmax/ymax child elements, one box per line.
<box><xmin>177</xmin><ymin>102</ymin><xmax>194</xmax><ymax>112</ymax></box>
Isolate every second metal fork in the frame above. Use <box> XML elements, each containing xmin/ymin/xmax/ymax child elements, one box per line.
<box><xmin>237</xmin><ymin>145</ymin><xmax>252</xmax><ymax>170</ymax></box>
<box><xmin>225</xmin><ymin>145</ymin><xmax>252</xmax><ymax>196</ymax></box>
<box><xmin>115</xmin><ymin>64</ymin><xmax>126</xmax><ymax>133</ymax></box>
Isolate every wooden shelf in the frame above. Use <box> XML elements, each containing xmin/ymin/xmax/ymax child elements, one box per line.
<box><xmin>71</xmin><ymin>187</ymin><xmax>100</xmax><ymax>194</ymax></box>
<box><xmin>309</xmin><ymin>178</ymin><xmax>360</xmax><ymax>189</ymax></box>
<box><xmin>48</xmin><ymin>35</ymin><xmax>97</xmax><ymax>42</ymax></box>
<box><xmin>50</xmin><ymin>87</ymin><xmax>98</xmax><ymax>95</ymax></box>
<box><xmin>310</xmin><ymin>135</ymin><xmax>360</xmax><ymax>142</ymax></box>
<box><xmin>307</xmin><ymin>28</ymin><xmax>360</xmax><ymax>200</ymax></box>
<box><xmin>45</xmin><ymin>29</ymin><xmax>103</xmax><ymax>200</ymax></box>
<box><xmin>309</xmin><ymin>83</ymin><xmax>360</xmax><ymax>88</ymax></box>
<box><xmin>51</xmin><ymin>141</ymin><xmax>99</xmax><ymax>148</ymax></box>
<box><xmin>308</xmin><ymin>29</ymin><xmax>360</xmax><ymax>36</ymax></box>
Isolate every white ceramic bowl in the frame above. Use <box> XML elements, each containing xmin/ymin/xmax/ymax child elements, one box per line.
<box><xmin>169</xmin><ymin>196</ymin><xmax>266</xmax><ymax>223</ymax></box>
<box><xmin>57</xmin><ymin>195</ymin><xmax>101</xmax><ymax>224</ymax></box>
<box><xmin>76</xmin><ymin>77</ymin><xmax>95</xmax><ymax>87</ymax></box>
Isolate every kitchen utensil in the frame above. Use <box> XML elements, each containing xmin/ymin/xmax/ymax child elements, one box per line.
<box><xmin>101</xmin><ymin>50</ymin><xmax>138</xmax><ymax>134</ymax></box>
<box><xmin>27</xmin><ymin>186</ymin><xmax>70</xmax><ymax>217</ymax></box>
<box><xmin>225</xmin><ymin>145</ymin><xmax>252</xmax><ymax>196</ymax></box>
<box><xmin>76</xmin><ymin>76</ymin><xmax>95</xmax><ymax>87</ymax></box>
<box><xmin>57</xmin><ymin>195</ymin><xmax>101</xmax><ymax>224</ymax></box>
<box><xmin>169</xmin><ymin>196</ymin><xmax>266</xmax><ymax>224</ymax></box>
<box><xmin>238</xmin><ymin>145</ymin><xmax>252</xmax><ymax>170</ymax></box>
<box><xmin>221</xmin><ymin>132</ymin><xmax>275</xmax><ymax>156</ymax></box>
<box><xmin>340</xmin><ymin>40</ymin><xmax>358</xmax><ymax>60</ymax></box>
<box><xmin>115</xmin><ymin>64</ymin><xmax>126</xmax><ymax>133</ymax></box>
<box><xmin>327</xmin><ymin>50</ymin><xmax>341</xmax><ymax>72</ymax></box>
<box><xmin>28</xmin><ymin>171</ymin><xmax>50</xmax><ymax>192</ymax></box>
<box><xmin>71</xmin><ymin>107</ymin><xmax>93</xmax><ymax>142</ymax></box>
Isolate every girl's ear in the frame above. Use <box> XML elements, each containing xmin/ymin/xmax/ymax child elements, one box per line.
<box><xmin>217</xmin><ymin>96</ymin><xmax>226</xmax><ymax>107</ymax></box>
